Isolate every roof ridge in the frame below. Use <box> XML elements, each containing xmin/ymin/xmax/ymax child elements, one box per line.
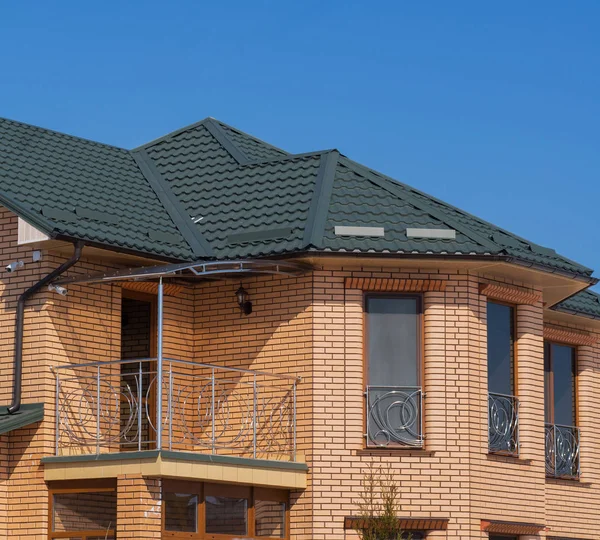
<box><xmin>131</xmin><ymin>149</ymin><xmax>214</xmax><ymax>258</ymax></box>
<box><xmin>303</xmin><ymin>150</ymin><xmax>339</xmax><ymax>248</ymax></box>
<box><xmin>132</xmin><ymin>117</ymin><xmax>215</xmax><ymax>151</ymax></box>
<box><xmin>237</xmin><ymin>149</ymin><xmax>335</xmax><ymax>168</ymax></box>
<box><xmin>211</xmin><ymin>118</ymin><xmax>289</xmax><ymax>157</ymax></box>
<box><xmin>341</xmin><ymin>156</ymin><xmax>586</xmax><ymax>268</ymax></box>
<box><xmin>0</xmin><ymin>116</ymin><xmax>128</xmax><ymax>152</ymax></box>
<box><xmin>204</xmin><ymin>119</ymin><xmax>250</xmax><ymax>164</ymax></box>
<box><xmin>340</xmin><ymin>157</ymin><xmax>500</xmax><ymax>253</ymax></box>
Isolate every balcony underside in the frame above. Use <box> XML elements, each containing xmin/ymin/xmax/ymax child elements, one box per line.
<box><xmin>42</xmin><ymin>449</ymin><xmax>307</xmax><ymax>489</ymax></box>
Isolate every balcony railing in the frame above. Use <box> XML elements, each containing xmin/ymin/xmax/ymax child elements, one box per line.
<box><xmin>365</xmin><ymin>386</ymin><xmax>423</xmax><ymax>448</ymax></box>
<box><xmin>488</xmin><ymin>392</ymin><xmax>519</xmax><ymax>455</ymax></box>
<box><xmin>53</xmin><ymin>358</ymin><xmax>299</xmax><ymax>462</ymax></box>
<box><xmin>545</xmin><ymin>423</ymin><xmax>580</xmax><ymax>479</ymax></box>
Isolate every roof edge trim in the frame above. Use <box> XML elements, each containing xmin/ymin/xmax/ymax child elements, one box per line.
<box><xmin>204</xmin><ymin>119</ymin><xmax>250</xmax><ymax>164</ymax></box>
<box><xmin>303</xmin><ymin>150</ymin><xmax>339</xmax><ymax>248</ymax></box>
<box><xmin>0</xmin><ymin>191</ymin><xmax>56</xmax><ymax>237</ymax></box>
<box><xmin>130</xmin><ymin>150</ymin><xmax>214</xmax><ymax>258</ymax></box>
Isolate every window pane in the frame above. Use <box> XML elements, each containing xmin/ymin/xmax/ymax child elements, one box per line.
<box><xmin>255</xmin><ymin>500</ymin><xmax>285</xmax><ymax>538</ymax></box>
<box><xmin>552</xmin><ymin>344</ymin><xmax>576</xmax><ymax>426</ymax></box>
<box><xmin>544</xmin><ymin>341</ymin><xmax>552</xmax><ymax>422</ymax></box>
<box><xmin>367</xmin><ymin>297</ymin><xmax>419</xmax><ymax>387</ymax></box>
<box><xmin>205</xmin><ymin>496</ymin><xmax>248</xmax><ymax>535</ymax></box>
<box><xmin>164</xmin><ymin>492</ymin><xmax>197</xmax><ymax>532</ymax></box>
<box><xmin>487</xmin><ymin>302</ymin><xmax>514</xmax><ymax>395</ymax></box>
<box><xmin>53</xmin><ymin>491</ymin><xmax>116</xmax><ymax>532</ymax></box>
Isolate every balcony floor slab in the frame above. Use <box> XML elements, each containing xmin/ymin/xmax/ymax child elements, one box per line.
<box><xmin>42</xmin><ymin>450</ymin><xmax>307</xmax><ymax>489</ymax></box>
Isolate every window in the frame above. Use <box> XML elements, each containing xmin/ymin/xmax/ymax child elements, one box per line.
<box><xmin>487</xmin><ymin>302</ymin><xmax>515</xmax><ymax>396</ymax></box>
<box><xmin>487</xmin><ymin>301</ymin><xmax>519</xmax><ymax>454</ymax></box>
<box><xmin>544</xmin><ymin>342</ymin><xmax>580</xmax><ymax>478</ymax></box>
<box><xmin>163</xmin><ymin>481</ymin><xmax>288</xmax><ymax>539</ymax></box>
<box><xmin>164</xmin><ymin>491</ymin><xmax>198</xmax><ymax>532</ymax></box>
<box><xmin>365</xmin><ymin>295</ymin><xmax>423</xmax><ymax>447</ymax></box>
<box><xmin>544</xmin><ymin>342</ymin><xmax>576</xmax><ymax>426</ymax></box>
<box><xmin>49</xmin><ymin>480</ymin><xmax>116</xmax><ymax>540</ymax></box>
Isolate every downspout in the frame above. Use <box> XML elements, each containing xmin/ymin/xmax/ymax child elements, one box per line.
<box><xmin>8</xmin><ymin>241</ymin><xmax>84</xmax><ymax>414</ymax></box>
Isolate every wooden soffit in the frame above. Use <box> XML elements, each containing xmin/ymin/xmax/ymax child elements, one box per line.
<box><xmin>481</xmin><ymin>519</ymin><xmax>545</xmax><ymax>535</ymax></box>
<box><xmin>344</xmin><ymin>516</ymin><xmax>448</xmax><ymax>531</ymax></box>
<box><xmin>344</xmin><ymin>277</ymin><xmax>447</xmax><ymax>292</ymax></box>
<box><xmin>121</xmin><ymin>281</ymin><xmax>183</xmax><ymax>296</ymax></box>
<box><xmin>544</xmin><ymin>325</ymin><xmax>597</xmax><ymax>346</ymax></box>
<box><xmin>479</xmin><ymin>282</ymin><xmax>542</xmax><ymax>305</ymax></box>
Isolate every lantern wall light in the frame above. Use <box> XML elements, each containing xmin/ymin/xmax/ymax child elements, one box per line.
<box><xmin>235</xmin><ymin>284</ymin><xmax>252</xmax><ymax>315</ymax></box>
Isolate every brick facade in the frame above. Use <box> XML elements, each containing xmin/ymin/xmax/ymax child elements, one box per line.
<box><xmin>0</xmin><ymin>205</ymin><xmax>600</xmax><ymax>538</ymax></box>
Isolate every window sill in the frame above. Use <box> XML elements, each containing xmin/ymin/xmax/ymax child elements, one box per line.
<box><xmin>546</xmin><ymin>476</ymin><xmax>590</xmax><ymax>487</ymax></box>
<box><xmin>356</xmin><ymin>448</ymin><xmax>435</xmax><ymax>457</ymax></box>
<box><xmin>487</xmin><ymin>452</ymin><xmax>532</xmax><ymax>466</ymax></box>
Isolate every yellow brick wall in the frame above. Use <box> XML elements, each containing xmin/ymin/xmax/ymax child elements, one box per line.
<box><xmin>2</xmin><ymin>201</ymin><xmax>600</xmax><ymax>539</ymax></box>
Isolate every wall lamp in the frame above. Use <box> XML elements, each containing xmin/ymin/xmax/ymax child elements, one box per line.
<box><xmin>235</xmin><ymin>284</ymin><xmax>252</xmax><ymax>315</ymax></box>
<box><xmin>48</xmin><ymin>283</ymin><xmax>68</xmax><ymax>296</ymax></box>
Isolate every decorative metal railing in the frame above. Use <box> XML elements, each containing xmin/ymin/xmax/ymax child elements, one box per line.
<box><xmin>365</xmin><ymin>386</ymin><xmax>423</xmax><ymax>448</ymax></box>
<box><xmin>488</xmin><ymin>392</ymin><xmax>519</xmax><ymax>455</ymax></box>
<box><xmin>545</xmin><ymin>423</ymin><xmax>580</xmax><ymax>479</ymax></box>
<box><xmin>53</xmin><ymin>358</ymin><xmax>299</xmax><ymax>461</ymax></box>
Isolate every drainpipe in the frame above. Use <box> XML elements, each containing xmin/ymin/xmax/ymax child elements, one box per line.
<box><xmin>8</xmin><ymin>241</ymin><xmax>84</xmax><ymax>414</ymax></box>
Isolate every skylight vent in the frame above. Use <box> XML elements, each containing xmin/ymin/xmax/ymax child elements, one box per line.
<box><xmin>334</xmin><ymin>226</ymin><xmax>385</xmax><ymax>237</ymax></box>
<box><xmin>406</xmin><ymin>228</ymin><xmax>456</xmax><ymax>240</ymax></box>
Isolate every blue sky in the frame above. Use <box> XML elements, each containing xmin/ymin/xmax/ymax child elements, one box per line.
<box><xmin>1</xmin><ymin>1</ymin><xmax>599</xmax><ymax>287</ymax></box>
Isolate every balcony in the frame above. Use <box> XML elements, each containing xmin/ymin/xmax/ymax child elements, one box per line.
<box><xmin>488</xmin><ymin>392</ymin><xmax>519</xmax><ymax>455</ymax></box>
<box><xmin>545</xmin><ymin>423</ymin><xmax>580</xmax><ymax>479</ymax></box>
<box><xmin>54</xmin><ymin>357</ymin><xmax>298</xmax><ymax>461</ymax></box>
<box><xmin>365</xmin><ymin>386</ymin><xmax>423</xmax><ymax>448</ymax></box>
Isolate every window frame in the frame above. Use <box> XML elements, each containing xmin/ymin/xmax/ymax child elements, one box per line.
<box><xmin>162</xmin><ymin>480</ymin><xmax>289</xmax><ymax>540</ymax></box>
<box><xmin>48</xmin><ymin>479</ymin><xmax>117</xmax><ymax>540</ymax></box>
<box><xmin>544</xmin><ymin>340</ymin><xmax>578</xmax><ymax>427</ymax></box>
<box><xmin>363</xmin><ymin>293</ymin><xmax>424</xmax><ymax>449</ymax></box>
<box><xmin>486</xmin><ymin>300</ymin><xmax>517</xmax><ymax>397</ymax></box>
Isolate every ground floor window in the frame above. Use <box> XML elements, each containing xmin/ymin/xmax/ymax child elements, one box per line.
<box><xmin>163</xmin><ymin>480</ymin><xmax>288</xmax><ymax>539</ymax></box>
<box><xmin>49</xmin><ymin>479</ymin><xmax>116</xmax><ymax>540</ymax></box>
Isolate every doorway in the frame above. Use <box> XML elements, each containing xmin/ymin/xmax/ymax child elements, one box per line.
<box><xmin>120</xmin><ymin>291</ymin><xmax>157</xmax><ymax>450</ymax></box>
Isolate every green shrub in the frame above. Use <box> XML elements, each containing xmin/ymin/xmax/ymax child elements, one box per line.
<box><xmin>354</xmin><ymin>464</ymin><xmax>411</xmax><ymax>540</ymax></box>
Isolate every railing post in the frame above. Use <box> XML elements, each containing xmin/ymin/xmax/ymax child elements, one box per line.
<box><xmin>169</xmin><ymin>360</ymin><xmax>173</xmax><ymax>451</ymax></box>
<box><xmin>156</xmin><ymin>277</ymin><xmax>163</xmax><ymax>451</ymax></box>
<box><xmin>211</xmin><ymin>367</ymin><xmax>216</xmax><ymax>455</ymax></box>
<box><xmin>292</xmin><ymin>380</ymin><xmax>297</xmax><ymax>462</ymax></box>
<box><xmin>253</xmin><ymin>373</ymin><xmax>257</xmax><ymax>459</ymax></box>
<box><xmin>55</xmin><ymin>373</ymin><xmax>60</xmax><ymax>456</ymax></box>
<box><xmin>96</xmin><ymin>365</ymin><xmax>101</xmax><ymax>455</ymax></box>
<box><xmin>554</xmin><ymin>424</ymin><xmax>557</xmax><ymax>477</ymax></box>
<box><xmin>138</xmin><ymin>361</ymin><xmax>142</xmax><ymax>452</ymax></box>
<box><xmin>419</xmin><ymin>388</ymin><xmax>423</xmax><ymax>444</ymax></box>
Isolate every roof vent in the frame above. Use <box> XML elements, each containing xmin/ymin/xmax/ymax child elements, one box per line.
<box><xmin>334</xmin><ymin>226</ymin><xmax>385</xmax><ymax>237</ymax></box>
<box><xmin>406</xmin><ymin>228</ymin><xmax>456</xmax><ymax>240</ymax></box>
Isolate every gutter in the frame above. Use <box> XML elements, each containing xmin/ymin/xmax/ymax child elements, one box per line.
<box><xmin>8</xmin><ymin>241</ymin><xmax>84</xmax><ymax>414</ymax></box>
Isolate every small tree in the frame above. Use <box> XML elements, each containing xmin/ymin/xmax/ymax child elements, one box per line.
<box><xmin>354</xmin><ymin>464</ymin><xmax>411</xmax><ymax>540</ymax></box>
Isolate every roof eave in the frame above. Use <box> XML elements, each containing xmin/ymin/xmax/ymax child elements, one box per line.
<box><xmin>0</xmin><ymin>192</ymin><xmax>56</xmax><ymax>238</ymax></box>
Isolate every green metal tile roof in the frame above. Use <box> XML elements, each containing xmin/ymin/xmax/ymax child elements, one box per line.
<box><xmin>0</xmin><ymin>118</ymin><xmax>195</xmax><ymax>260</ymax></box>
<box><xmin>0</xmin><ymin>403</ymin><xmax>43</xmax><ymax>435</ymax></box>
<box><xmin>553</xmin><ymin>289</ymin><xmax>600</xmax><ymax>320</ymax></box>
<box><xmin>0</xmin><ymin>115</ymin><xmax>596</xmax><ymax>316</ymax></box>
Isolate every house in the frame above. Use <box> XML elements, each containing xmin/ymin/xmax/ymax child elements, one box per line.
<box><xmin>0</xmin><ymin>115</ymin><xmax>598</xmax><ymax>540</ymax></box>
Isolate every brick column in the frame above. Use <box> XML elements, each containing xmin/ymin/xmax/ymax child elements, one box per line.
<box><xmin>116</xmin><ymin>475</ymin><xmax>162</xmax><ymax>539</ymax></box>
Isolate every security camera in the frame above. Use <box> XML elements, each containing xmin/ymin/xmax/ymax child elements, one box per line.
<box><xmin>48</xmin><ymin>284</ymin><xmax>68</xmax><ymax>296</ymax></box>
<box><xmin>5</xmin><ymin>261</ymin><xmax>24</xmax><ymax>273</ymax></box>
